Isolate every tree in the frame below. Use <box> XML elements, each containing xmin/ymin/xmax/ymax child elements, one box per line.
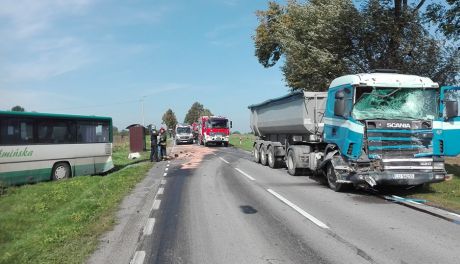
<box><xmin>162</xmin><ymin>109</ymin><xmax>178</xmax><ymax>131</ymax></box>
<box><xmin>254</xmin><ymin>0</ymin><xmax>459</xmax><ymax>90</ymax></box>
<box><xmin>184</xmin><ymin>102</ymin><xmax>213</xmax><ymax>124</ymax></box>
<box><xmin>426</xmin><ymin>0</ymin><xmax>460</xmax><ymax>39</ymax></box>
<box><xmin>11</xmin><ymin>105</ymin><xmax>25</xmax><ymax>112</ymax></box>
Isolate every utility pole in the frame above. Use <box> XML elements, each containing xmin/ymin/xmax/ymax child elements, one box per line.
<box><xmin>141</xmin><ymin>96</ymin><xmax>147</xmax><ymax>127</ymax></box>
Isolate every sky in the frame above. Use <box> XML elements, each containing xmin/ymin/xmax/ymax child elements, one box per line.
<box><xmin>0</xmin><ymin>0</ymin><xmax>292</xmax><ymax>133</ymax></box>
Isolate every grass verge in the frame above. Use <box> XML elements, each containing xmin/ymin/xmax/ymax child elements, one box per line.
<box><xmin>229</xmin><ymin>133</ymin><xmax>254</xmax><ymax>152</ymax></box>
<box><xmin>0</xmin><ymin>138</ymin><xmax>153</xmax><ymax>264</ymax></box>
<box><xmin>408</xmin><ymin>160</ymin><xmax>460</xmax><ymax>213</ymax></box>
<box><xmin>0</xmin><ymin>162</ymin><xmax>153</xmax><ymax>264</ymax></box>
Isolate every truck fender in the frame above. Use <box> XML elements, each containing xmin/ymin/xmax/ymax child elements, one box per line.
<box><xmin>268</xmin><ymin>142</ymin><xmax>285</xmax><ymax>157</ymax></box>
<box><xmin>318</xmin><ymin>150</ymin><xmax>338</xmax><ymax>170</ymax></box>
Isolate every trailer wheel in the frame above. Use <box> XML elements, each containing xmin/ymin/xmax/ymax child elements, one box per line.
<box><xmin>268</xmin><ymin>147</ymin><xmax>279</xmax><ymax>168</ymax></box>
<box><xmin>287</xmin><ymin>150</ymin><xmax>301</xmax><ymax>176</ymax></box>
<box><xmin>51</xmin><ymin>162</ymin><xmax>71</xmax><ymax>181</ymax></box>
<box><xmin>326</xmin><ymin>163</ymin><xmax>349</xmax><ymax>192</ymax></box>
<box><xmin>260</xmin><ymin>147</ymin><xmax>268</xmax><ymax>166</ymax></box>
<box><xmin>253</xmin><ymin>145</ymin><xmax>260</xmax><ymax>163</ymax></box>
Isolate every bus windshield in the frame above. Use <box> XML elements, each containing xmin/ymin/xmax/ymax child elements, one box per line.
<box><xmin>352</xmin><ymin>87</ymin><xmax>438</xmax><ymax>120</ymax></box>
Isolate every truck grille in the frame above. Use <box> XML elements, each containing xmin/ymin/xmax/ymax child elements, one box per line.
<box><xmin>366</xmin><ymin>121</ymin><xmax>433</xmax><ymax>159</ymax></box>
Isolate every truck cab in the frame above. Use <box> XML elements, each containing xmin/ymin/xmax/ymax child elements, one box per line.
<box><xmin>323</xmin><ymin>72</ymin><xmax>459</xmax><ymax>190</ymax></box>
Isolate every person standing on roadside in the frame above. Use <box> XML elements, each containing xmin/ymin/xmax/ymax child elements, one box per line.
<box><xmin>150</xmin><ymin>127</ymin><xmax>159</xmax><ymax>162</ymax></box>
<box><xmin>159</xmin><ymin>127</ymin><xmax>167</xmax><ymax>160</ymax></box>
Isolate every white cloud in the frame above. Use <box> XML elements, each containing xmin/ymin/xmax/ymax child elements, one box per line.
<box><xmin>0</xmin><ymin>0</ymin><xmax>92</xmax><ymax>39</ymax></box>
<box><xmin>0</xmin><ymin>0</ymin><xmax>96</xmax><ymax>82</ymax></box>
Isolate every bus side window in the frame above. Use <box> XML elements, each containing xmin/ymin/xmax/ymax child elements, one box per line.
<box><xmin>38</xmin><ymin>119</ymin><xmax>76</xmax><ymax>144</ymax></box>
<box><xmin>0</xmin><ymin>119</ymin><xmax>17</xmax><ymax>145</ymax></box>
<box><xmin>19</xmin><ymin>121</ymin><xmax>34</xmax><ymax>144</ymax></box>
<box><xmin>0</xmin><ymin>118</ymin><xmax>34</xmax><ymax>145</ymax></box>
<box><xmin>77</xmin><ymin>122</ymin><xmax>95</xmax><ymax>143</ymax></box>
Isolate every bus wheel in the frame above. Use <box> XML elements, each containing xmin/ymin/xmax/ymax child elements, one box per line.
<box><xmin>52</xmin><ymin>162</ymin><xmax>71</xmax><ymax>181</ymax></box>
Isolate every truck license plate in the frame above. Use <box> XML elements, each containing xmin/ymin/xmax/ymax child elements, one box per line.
<box><xmin>393</xmin><ymin>173</ymin><xmax>415</xmax><ymax>179</ymax></box>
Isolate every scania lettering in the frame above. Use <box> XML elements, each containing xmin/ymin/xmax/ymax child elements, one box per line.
<box><xmin>249</xmin><ymin>72</ymin><xmax>459</xmax><ymax>191</ymax></box>
<box><xmin>0</xmin><ymin>111</ymin><xmax>114</xmax><ymax>186</ymax></box>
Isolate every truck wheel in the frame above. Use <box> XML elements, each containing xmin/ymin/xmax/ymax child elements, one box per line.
<box><xmin>287</xmin><ymin>150</ymin><xmax>301</xmax><ymax>176</ymax></box>
<box><xmin>223</xmin><ymin>142</ymin><xmax>229</xmax><ymax>147</ymax></box>
<box><xmin>260</xmin><ymin>147</ymin><xmax>268</xmax><ymax>166</ymax></box>
<box><xmin>52</xmin><ymin>162</ymin><xmax>71</xmax><ymax>181</ymax></box>
<box><xmin>326</xmin><ymin>163</ymin><xmax>349</xmax><ymax>192</ymax></box>
<box><xmin>268</xmin><ymin>147</ymin><xmax>279</xmax><ymax>168</ymax></box>
<box><xmin>253</xmin><ymin>146</ymin><xmax>260</xmax><ymax>163</ymax></box>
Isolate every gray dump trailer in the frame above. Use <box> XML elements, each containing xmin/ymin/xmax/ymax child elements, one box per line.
<box><xmin>249</xmin><ymin>91</ymin><xmax>328</xmax><ymax>173</ymax></box>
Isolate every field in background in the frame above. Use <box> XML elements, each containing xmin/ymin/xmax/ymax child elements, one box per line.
<box><xmin>229</xmin><ymin>133</ymin><xmax>254</xmax><ymax>152</ymax></box>
<box><xmin>228</xmin><ymin>133</ymin><xmax>460</xmax><ymax>213</ymax></box>
<box><xmin>0</xmin><ymin>135</ymin><xmax>153</xmax><ymax>264</ymax></box>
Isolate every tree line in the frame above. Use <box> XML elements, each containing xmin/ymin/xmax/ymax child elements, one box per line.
<box><xmin>160</xmin><ymin>102</ymin><xmax>213</xmax><ymax>131</ymax></box>
<box><xmin>253</xmin><ymin>0</ymin><xmax>460</xmax><ymax>91</ymax></box>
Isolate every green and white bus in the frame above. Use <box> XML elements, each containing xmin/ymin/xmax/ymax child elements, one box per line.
<box><xmin>0</xmin><ymin>111</ymin><xmax>114</xmax><ymax>186</ymax></box>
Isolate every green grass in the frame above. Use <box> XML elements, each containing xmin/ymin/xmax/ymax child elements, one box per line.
<box><xmin>229</xmin><ymin>133</ymin><xmax>255</xmax><ymax>152</ymax></box>
<box><xmin>408</xmin><ymin>160</ymin><xmax>460</xmax><ymax>213</ymax></box>
<box><xmin>0</xmin><ymin>140</ymin><xmax>153</xmax><ymax>264</ymax></box>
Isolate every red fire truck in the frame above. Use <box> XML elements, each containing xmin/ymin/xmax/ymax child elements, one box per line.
<box><xmin>198</xmin><ymin>116</ymin><xmax>232</xmax><ymax>147</ymax></box>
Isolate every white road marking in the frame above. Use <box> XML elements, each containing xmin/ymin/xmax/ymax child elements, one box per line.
<box><xmin>165</xmin><ymin>168</ymin><xmax>169</xmax><ymax>171</ymax></box>
<box><xmin>163</xmin><ymin>173</ymin><xmax>167</xmax><ymax>177</ymax></box>
<box><xmin>130</xmin><ymin>251</ymin><xmax>145</xmax><ymax>264</ymax></box>
<box><xmin>157</xmin><ymin>187</ymin><xmax>164</xmax><ymax>195</ymax></box>
<box><xmin>448</xmin><ymin>212</ymin><xmax>460</xmax><ymax>218</ymax></box>
<box><xmin>168</xmin><ymin>160</ymin><xmax>171</xmax><ymax>164</ymax></box>
<box><xmin>151</xmin><ymin>199</ymin><xmax>161</xmax><ymax>211</ymax></box>
<box><xmin>235</xmin><ymin>168</ymin><xmax>255</xmax><ymax>181</ymax></box>
<box><xmin>143</xmin><ymin>218</ymin><xmax>156</xmax><ymax>236</ymax></box>
<box><xmin>166</xmin><ymin>164</ymin><xmax>170</xmax><ymax>167</ymax></box>
<box><xmin>161</xmin><ymin>179</ymin><xmax>167</xmax><ymax>185</ymax></box>
<box><xmin>219</xmin><ymin>157</ymin><xmax>230</xmax><ymax>164</ymax></box>
<box><xmin>267</xmin><ymin>189</ymin><xmax>329</xmax><ymax>229</ymax></box>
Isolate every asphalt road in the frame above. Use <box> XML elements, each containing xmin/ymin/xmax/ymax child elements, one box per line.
<box><xmin>92</xmin><ymin>144</ymin><xmax>460</xmax><ymax>264</ymax></box>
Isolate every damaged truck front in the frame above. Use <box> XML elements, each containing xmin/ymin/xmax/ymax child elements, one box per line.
<box><xmin>249</xmin><ymin>72</ymin><xmax>460</xmax><ymax>191</ymax></box>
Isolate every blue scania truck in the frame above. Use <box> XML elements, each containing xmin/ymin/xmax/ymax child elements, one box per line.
<box><xmin>249</xmin><ymin>72</ymin><xmax>460</xmax><ymax>191</ymax></box>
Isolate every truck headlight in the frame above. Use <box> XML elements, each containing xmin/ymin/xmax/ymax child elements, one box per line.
<box><xmin>433</xmin><ymin>162</ymin><xmax>445</xmax><ymax>170</ymax></box>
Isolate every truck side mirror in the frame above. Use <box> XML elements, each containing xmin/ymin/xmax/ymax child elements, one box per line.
<box><xmin>445</xmin><ymin>100</ymin><xmax>458</xmax><ymax>119</ymax></box>
<box><xmin>230</xmin><ymin>121</ymin><xmax>233</xmax><ymax>128</ymax></box>
<box><xmin>334</xmin><ymin>91</ymin><xmax>346</xmax><ymax>117</ymax></box>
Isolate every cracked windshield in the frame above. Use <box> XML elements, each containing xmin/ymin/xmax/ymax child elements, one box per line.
<box><xmin>352</xmin><ymin>88</ymin><xmax>438</xmax><ymax>120</ymax></box>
